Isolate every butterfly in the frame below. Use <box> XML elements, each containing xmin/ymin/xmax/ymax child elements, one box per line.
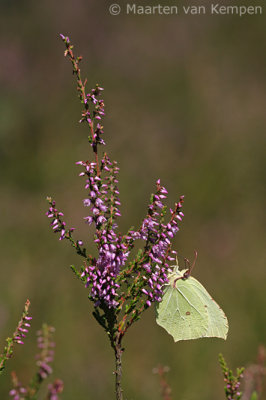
<box><xmin>156</xmin><ymin>256</ymin><xmax>228</xmax><ymax>342</ymax></box>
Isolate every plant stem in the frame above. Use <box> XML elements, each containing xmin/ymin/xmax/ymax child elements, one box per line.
<box><xmin>114</xmin><ymin>342</ymin><xmax>124</xmax><ymax>400</ymax></box>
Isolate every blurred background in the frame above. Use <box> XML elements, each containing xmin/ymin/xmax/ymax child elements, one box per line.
<box><xmin>0</xmin><ymin>0</ymin><xmax>265</xmax><ymax>399</ymax></box>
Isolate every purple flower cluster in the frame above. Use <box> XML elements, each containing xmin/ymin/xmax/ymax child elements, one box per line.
<box><xmin>14</xmin><ymin>318</ymin><xmax>32</xmax><ymax>346</ymax></box>
<box><xmin>9</xmin><ymin>324</ymin><xmax>61</xmax><ymax>400</ymax></box>
<box><xmin>46</xmin><ymin>167</ymin><xmax>184</xmax><ymax>310</ymax></box>
<box><xmin>47</xmin><ymin>379</ymin><xmax>64</xmax><ymax>400</ymax></box>
<box><xmin>14</xmin><ymin>299</ymin><xmax>32</xmax><ymax>345</ymax></box>
<box><xmin>9</xmin><ymin>377</ymin><xmax>27</xmax><ymax>400</ymax></box>
<box><xmin>77</xmin><ymin>156</ymin><xmax>132</xmax><ymax>307</ymax></box>
<box><xmin>82</xmin><ymin>227</ymin><xmax>130</xmax><ymax>307</ymax></box>
<box><xmin>219</xmin><ymin>354</ymin><xmax>244</xmax><ymax>400</ymax></box>
<box><xmin>78</xmin><ymin>160</ymin><xmax>106</xmax><ymax>226</ymax></box>
<box><xmin>138</xmin><ymin>180</ymin><xmax>184</xmax><ymax>307</ymax></box>
<box><xmin>46</xmin><ymin>200</ymin><xmax>72</xmax><ymax>241</ymax></box>
<box><xmin>224</xmin><ymin>375</ymin><xmax>243</xmax><ymax>400</ymax></box>
<box><xmin>36</xmin><ymin>325</ymin><xmax>55</xmax><ymax>380</ymax></box>
<box><xmin>81</xmin><ymin>266</ymin><xmax>120</xmax><ymax>308</ymax></box>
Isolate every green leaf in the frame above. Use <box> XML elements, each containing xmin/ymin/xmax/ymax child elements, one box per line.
<box><xmin>156</xmin><ymin>263</ymin><xmax>229</xmax><ymax>342</ymax></box>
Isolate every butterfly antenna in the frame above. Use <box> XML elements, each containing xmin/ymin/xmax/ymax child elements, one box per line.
<box><xmin>183</xmin><ymin>250</ymin><xmax>198</xmax><ymax>279</ymax></box>
<box><xmin>191</xmin><ymin>250</ymin><xmax>198</xmax><ymax>273</ymax></box>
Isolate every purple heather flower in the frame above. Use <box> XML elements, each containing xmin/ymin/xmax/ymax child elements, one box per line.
<box><xmin>135</xmin><ymin>181</ymin><xmax>184</xmax><ymax>307</ymax></box>
<box><xmin>97</xmin><ymin>215</ymin><xmax>106</xmax><ymax>224</ymax></box>
<box><xmin>59</xmin><ymin>34</ymin><xmax>70</xmax><ymax>44</ymax></box>
<box><xmin>75</xmin><ymin>155</ymin><xmax>126</xmax><ymax>306</ymax></box>
<box><xmin>36</xmin><ymin>325</ymin><xmax>56</xmax><ymax>381</ymax></box>
<box><xmin>9</xmin><ymin>386</ymin><xmax>27</xmax><ymax>399</ymax></box>
<box><xmin>13</xmin><ymin>305</ymin><xmax>32</xmax><ymax>346</ymax></box>
<box><xmin>83</xmin><ymin>227</ymin><xmax>131</xmax><ymax>308</ymax></box>
<box><xmin>83</xmin><ymin>199</ymin><xmax>91</xmax><ymax>207</ymax></box>
<box><xmin>84</xmin><ymin>216</ymin><xmax>93</xmax><ymax>224</ymax></box>
<box><xmin>47</xmin><ymin>379</ymin><xmax>64</xmax><ymax>400</ymax></box>
<box><xmin>46</xmin><ymin>201</ymin><xmax>71</xmax><ymax>241</ymax></box>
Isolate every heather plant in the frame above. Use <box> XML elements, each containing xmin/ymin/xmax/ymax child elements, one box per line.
<box><xmin>242</xmin><ymin>345</ymin><xmax>266</xmax><ymax>400</ymax></box>
<box><xmin>45</xmin><ymin>34</ymin><xmax>233</xmax><ymax>400</ymax></box>
<box><xmin>0</xmin><ymin>301</ymin><xmax>62</xmax><ymax>399</ymax></box>
<box><xmin>219</xmin><ymin>353</ymin><xmax>245</xmax><ymax>400</ymax></box>
<box><xmin>46</xmin><ymin>34</ymin><xmax>185</xmax><ymax>400</ymax></box>
<box><xmin>153</xmin><ymin>354</ymin><xmax>265</xmax><ymax>400</ymax></box>
<box><xmin>0</xmin><ymin>300</ymin><xmax>32</xmax><ymax>376</ymax></box>
<box><xmin>9</xmin><ymin>324</ymin><xmax>63</xmax><ymax>400</ymax></box>
<box><xmin>153</xmin><ymin>365</ymin><xmax>172</xmax><ymax>400</ymax></box>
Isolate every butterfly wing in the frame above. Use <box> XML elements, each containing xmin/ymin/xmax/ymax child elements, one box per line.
<box><xmin>156</xmin><ymin>277</ymin><xmax>208</xmax><ymax>342</ymax></box>
<box><xmin>188</xmin><ymin>275</ymin><xmax>229</xmax><ymax>340</ymax></box>
<box><xmin>156</xmin><ymin>268</ymin><xmax>228</xmax><ymax>342</ymax></box>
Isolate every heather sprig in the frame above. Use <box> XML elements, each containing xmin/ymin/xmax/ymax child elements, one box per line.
<box><xmin>9</xmin><ymin>324</ymin><xmax>62</xmax><ymax>400</ymax></box>
<box><xmin>153</xmin><ymin>365</ymin><xmax>172</xmax><ymax>400</ymax></box>
<box><xmin>59</xmin><ymin>34</ymin><xmax>104</xmax><ymax>176</ymax></box>
<box><xmin>46</xmin><ymin>379</ymin><xmax>64</xmax><ymax>400</ymax></box>
<box><xmin>0</xmin><ymin>299</ymin><xmax>32</xmax><ymax>376</ymax></box>
<box><xmin>242</xmin><ymin>345</ymin><xmax>266</xmax><ymax>400</ymax></box>
<box><xmin>46</xmin><ymin>34</ymin><xmax>185</xmax><ymax>400</ymax></box>
<box><xmin>219</xmin><ymin>353</ymin><xmax>245</xmax><ymax>400</ymax></box>
<box><xmin>47</xmin><ymin>35</ymin><xmax>184</xmax><ymax>320</ymax></box>
<box><xmin>9</xmin><ymin>371</ymin><xmax>27</xmax><ymax>400</ymax></box>
<box><xmin>35</xmin><ymin>325</ymin><xmax>55</xmax><ymax>382</ymax></box>
<box><xmin>46</xmin><ymin>197</ymin><xmax>88</xmax><ymax>259</ymax></box>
